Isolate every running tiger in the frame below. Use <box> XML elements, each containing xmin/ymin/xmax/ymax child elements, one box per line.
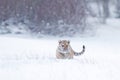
<box><xmin>56</xmin><ymin>40</ymin><xmax>85</xmax><ymax>59</ymax></box>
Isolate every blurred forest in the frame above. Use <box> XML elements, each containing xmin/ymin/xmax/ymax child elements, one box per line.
<box><xmin>0</xmin><ymin>0</ymin><xmax>120</xmax><ymax>36</ymax></box>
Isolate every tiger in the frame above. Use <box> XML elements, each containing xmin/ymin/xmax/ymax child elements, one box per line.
<box><xmin>56</xmin><ymin>40</ymin><xmax>85</xmax><ymax>59</ymax></box>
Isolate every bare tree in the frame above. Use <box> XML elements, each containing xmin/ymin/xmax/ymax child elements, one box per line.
<box><xmin>95</xmin><ymin>0</ymin><xmax>110</xmax><ymax>23</ymax></box>
<box><xmin>115</xmin><ymin>0</ymin><xmax>120</xmax><ymax>18</ymax></box>
<box><xmin>102</xmin><ymin>0</ymin><xmax>110</xmax><ymax>23</ymax></box>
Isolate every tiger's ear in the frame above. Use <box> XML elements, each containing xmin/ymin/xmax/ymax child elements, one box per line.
<box><xmin>58</xmin><ymin>40</ymin><xmax>61</xmax><ymax>43</ymax></box>
<box><xmin>68</xmin><ymin>40</ymin><xmax>70</xmax><ymax>44</ymax></box>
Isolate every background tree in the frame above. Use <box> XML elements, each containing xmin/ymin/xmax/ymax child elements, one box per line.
<box><xmin>115</xmin><ymin>0</ymin><xmax>120</xmax><ymax>18</ymax></box>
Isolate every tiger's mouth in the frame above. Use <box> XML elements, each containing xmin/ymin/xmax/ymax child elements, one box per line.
<box><xmin>58</xmin><ymin>46</ymin><xmax>70</xmax><ymax>54</ymax></box>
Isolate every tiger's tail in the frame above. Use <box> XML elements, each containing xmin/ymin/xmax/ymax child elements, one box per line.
<box><xmin>74</xmin><ymin>45</ymin><xmax>85</xmax><ymax>56</ymax></box>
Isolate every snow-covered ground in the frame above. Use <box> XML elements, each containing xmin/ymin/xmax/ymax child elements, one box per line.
<box><xmin>0</xmin><ymin>19</ymin><xmax>120</xmax><ymax>80</ymax></box>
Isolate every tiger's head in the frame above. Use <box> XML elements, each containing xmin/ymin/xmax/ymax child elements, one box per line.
<box><xmin>58</xmin><ymin>40</ymin><xmax>70</xmax><ymax>51</ymax></box>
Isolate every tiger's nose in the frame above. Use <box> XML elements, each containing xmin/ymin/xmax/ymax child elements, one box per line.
<box><xmin>62</xmin><ymin>45</ymin><xmax>64</xmax><ymax>47</ymax></box>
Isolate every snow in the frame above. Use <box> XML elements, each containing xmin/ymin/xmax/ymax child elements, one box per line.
<box><xmin>0</xmin><ymin>19</ymin><xmax>120</xmax><ymax>80</ymax></box>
